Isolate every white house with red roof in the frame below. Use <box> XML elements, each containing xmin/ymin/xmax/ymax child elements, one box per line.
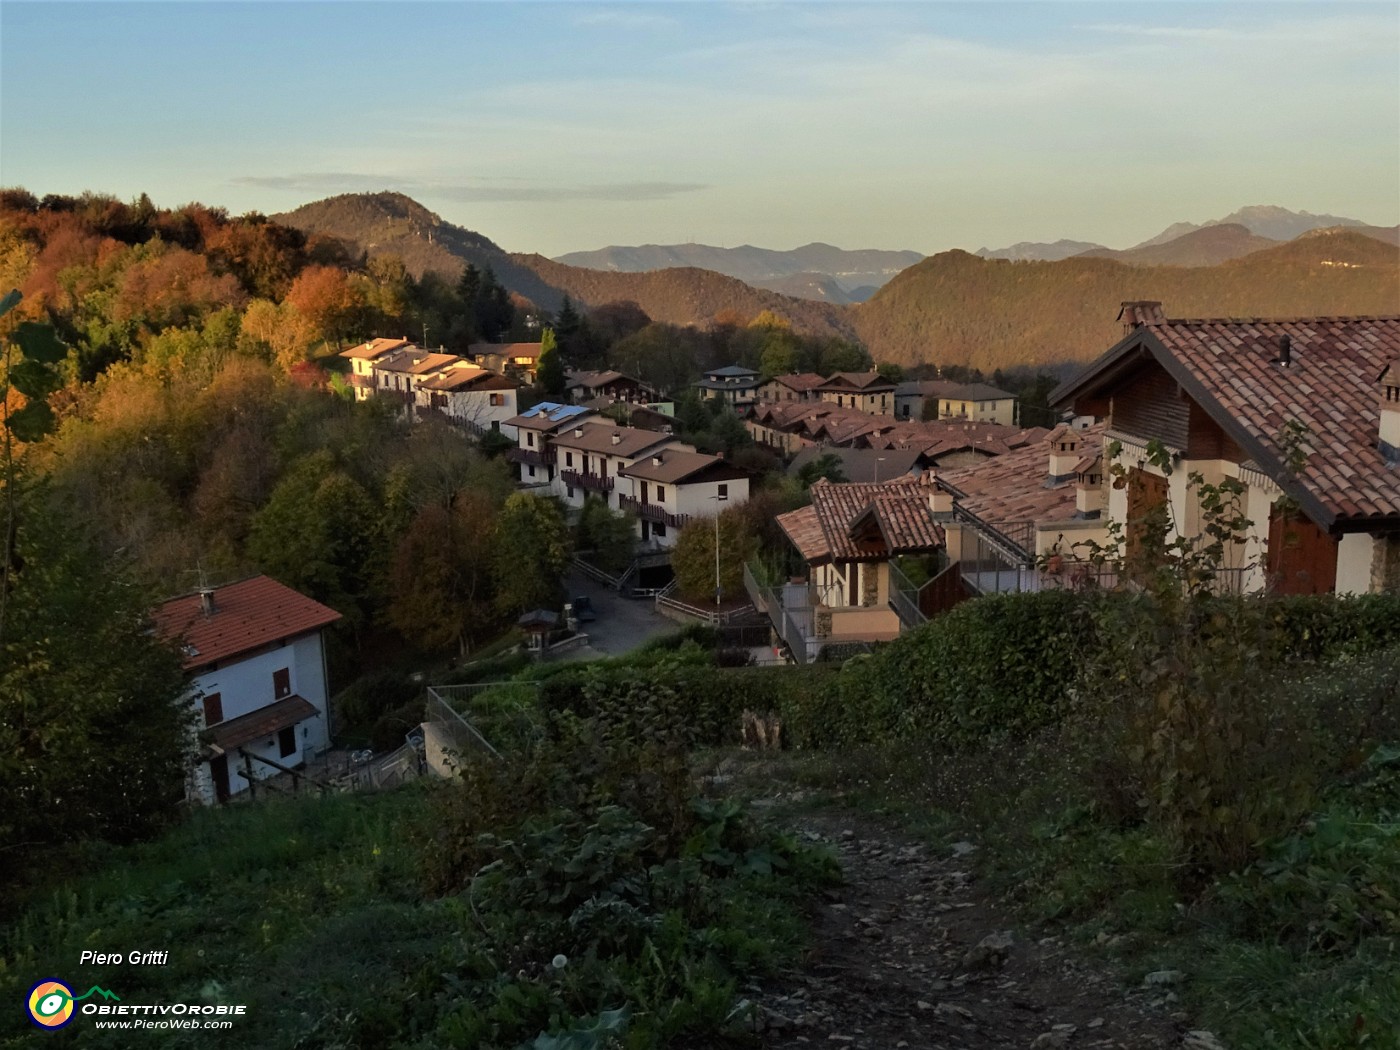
<box><xmin>152</xmin><ymin>576</ymin><xmax>342</xmax><ymax>804</ymax></box>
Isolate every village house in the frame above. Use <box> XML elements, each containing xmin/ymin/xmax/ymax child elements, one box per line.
<box><xmin>549</xmin><ymin>421</ymin><xmax>690</xmax><ymax>511</ymax></box>
<box><xmin>565</xmin><ymin>369</ymin><xmax>661</xmax><ymax>405</ymax></box>
<box><xmin>617</xmin><ymin>449</ymin><xmax>751</xmax><ymax>548</ymax></box>
<box><xmin>417</xmin><ymin>364</ymin><xmax>522</xmax><ymax>439</ymax></box>
<box><xmin>696</xmin><ymin>365</ymin><xmax>763</xmax><ymax>412</ymax></box>
<box><xmin>1051</xmin><ymin>303</ymin><xmax>1400</xmax><ymax>596</ymax></box>
<box><xmin>151</xmin><ymin>576</ymin><xmax>341</xmax><ymax>805</ymax></box>
<box><xmin>757</xmin><ymin>372</ymin><xmax>827</xmax><ymax>403</ymax></box>
<box><xmin>339</xmin><ymin>337</ymin><xmax>411</xmax><ymax>401</ymax></box>
<box><xmin>894</xmin><ymin>380</ymin><xmax>1018</xmax><ymax>425</ymax></box>
<box><xmin>755</xmin><ymin>479</ymin><xmax>945</xmax><ymax>660</ymax></box>
<box><xmin>816</xmin><ymin>371</ymin><xmax>897</xmax><ymax>416</ymax></box>
<box><xmin>470</xmin><ymin>341</ymin><xmax>545</xmax><ymax>384</ymax></box>
<box><xmin>369</xmin><ymin>346</ymin><xmax>462</xmax><ymax>410</ymax></box>
<box><xmin>503</xmin><ymin>402</ymin><xmax>594</xmax><ymax>485</ymax></box>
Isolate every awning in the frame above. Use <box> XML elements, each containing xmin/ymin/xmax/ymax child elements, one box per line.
<box><xmin>205</xmin><ymin>695</ymin><xmax>319</xmax><ymax>754</ymax></box>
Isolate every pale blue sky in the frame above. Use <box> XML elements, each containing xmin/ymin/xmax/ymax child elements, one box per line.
<box><xmin>2</xmin><ymin>2</ymin><xmax>1397</xmax><ymax>256</ymax></box>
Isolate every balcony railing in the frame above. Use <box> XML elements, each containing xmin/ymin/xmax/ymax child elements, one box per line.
<box><xmin>506</xmin><ymin>446</ymin><xmax>555</xmax><ymax>467</ymax></box>
<box><xmin>560</xmin><ymin>469</ymin><xmax>614</xmax><ymax>494</ymax></box>
<box><xmin>618</xmin><ymin>495</ymin><xmax>689</xmax><ymax>528</ymax></box>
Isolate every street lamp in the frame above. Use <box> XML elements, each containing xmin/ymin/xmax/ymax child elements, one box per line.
<box><xmin>710</xmin><ymin>493</ymin><xmax>728</xmax><ymax>606</ymax></box>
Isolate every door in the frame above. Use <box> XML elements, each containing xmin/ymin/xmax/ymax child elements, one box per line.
<box><xmin>1125</xmin><ymin>467</ymin><xmax>1170</xmax><ymax>576</ymax></box>
<box><xmin>210</xmin><ymin>755</ymin><xmax>230</xmax><ymax>803</ymax></box>
<box><xmin>1267</xmin><ymin>506</ymin><xmax>1337</xmax><ymax>595</ymax></box>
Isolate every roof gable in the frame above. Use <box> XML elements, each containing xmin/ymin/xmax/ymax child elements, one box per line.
<box><xmin>153</xmin><ymin>576</ymin><xmax>341</xmax><ymax>670</ymax></box>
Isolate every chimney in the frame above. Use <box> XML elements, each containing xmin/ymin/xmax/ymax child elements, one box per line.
<box><xmin>573</xmin><ymin>427</ymin><xmax>584</xmax><ymax>438</ymax></box>
<box><xmin>611</xmin><ymin>432</ymin><xmax>622</xmax><ymax>445</ymax></box>
<box><xmin>1272</xmin><ymin>334</ymin><xmax>1293</xmax><ymax>368</ymax></box>
<box><xmin>928</xmin><ymin>483</ymin><xmax>954</xmax><ymax>518</ymax></box>
<box><xmin>1075</xmin><ymin>456</ymin><xmax>1105</xmax><ymax>517</ymax></box>
<box><xmin>199</xmin><ymin>587</ymin><xmax>217</xmax><ymax>617</ymax></box>
<box><xmin>652</xmin><ymin>452</ymin><xmax>664</xmax><ymax>466</ymax></box>
<box><xmin>1048</xmin><ymin>427</ymin><xmax>1082</xmax><ymax>481</ymax></box>
<box><xmin>1118</xmin><ymin>300</ymin><xmax>1164</xmax><ymax>336</ymax></box>
<box><xmin>1380</xmin><ymin>361</ymin><xmax>1400</xmax><ymax>463</ymax></box>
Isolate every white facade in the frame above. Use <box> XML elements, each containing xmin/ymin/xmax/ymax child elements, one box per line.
<box><xmin>187</xmin><ymin>633</ymin><xmax>331</xmax><ymax>805</ymax></box>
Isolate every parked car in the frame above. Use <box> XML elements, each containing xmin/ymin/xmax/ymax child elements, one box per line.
<box><xmin>570</xmin><ymin>595</ymin><xmax>597</xmax><ymax>622</ymax></box>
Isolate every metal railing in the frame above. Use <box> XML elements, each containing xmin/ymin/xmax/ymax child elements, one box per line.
<box><xmin>506</xmin><ymin>446</ymin><xmax>555</xmax><ymax>466</ymax></box>
<box><xmin>560</xmin><ymin>469</ymin><xmax>614</xmax><ymax>493</ymax></box>
<box><xmin>424</xmin><ymin>686</ymin><xmax>505</xmax><ymax>764</ymax></box>
<box><xmin>617</xmin><ymin>494</ymin><xmax>690</xmax><ymax>528</ymax></box>
<box><xmin>888</xmin><ymin>559</ymin><xmax>926</xmax><ymax>628</ymax></box>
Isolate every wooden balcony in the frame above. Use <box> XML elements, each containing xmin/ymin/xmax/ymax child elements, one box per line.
<box><xmin>617</xmin><ymin>494</ymin><xmax>689</xmax><ymax>528</ymax></box>
<box><xmin>506</xmin><ymin>446</ymin><xmax>555</xmax><ymax>467</ymax></box>
<box><xmin>560</xmin><ymin>469</ymin><xmax>614</xmax><ymax>493</ymax></box>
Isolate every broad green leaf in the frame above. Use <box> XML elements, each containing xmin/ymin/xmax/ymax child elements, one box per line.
<box><xmin>6</xmin><ymin>399</ymin><xmax>55</xmax><ymax>442</ymax></box>
<box><xmin>14</xmin><ymin>321</ymin><xmax>66</xmax><ymax>364</ymax></box>
<box><xmin>0</xmin><ymin>289</ymin><xmax>20</xmax><ymax>316</ymax></box>
<box><xmin>7</xmin><ymin>358</ymin><xmax>59</xmax><ymax>400</ymax></box>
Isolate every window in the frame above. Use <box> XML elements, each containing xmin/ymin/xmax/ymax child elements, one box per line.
<box><xmin>641</xmin><ymin>482</ymin><xmax>649</xmax><ymax>503</ymax></box>
<box><xmin>527</xmin><ymin>432</ymin><xmax>535</xmax><ymax>447</ymax></box>
<box><xmin>654</xmin><ymin>521</ymin><xmax>666</xmax><ymax>538</ymax></box>
<box><xmin>567</xmin><ymin>486</ymin><xmax>575</xmax><ymax>499</ymax></box>
<box><xmin>718</xmin><ymin>484</ymin><xmax>728</xmax><ymax>500</ymax></box>
<box><xmin>490</xmin><ymin>393</ymin><xmax>504</xmax><ymax>406</ymax></box>
<box><xmin>273</xmin><ymin>668</ymin><xmax>291</xmax><ymax>699</ymax></box>
<box><xmin>528</xmin><ymin>466</ymin><xmax>536</xmax><ymax>478</ymax></box>
<box><xmin>202</xmin><ymin>692</ymin><xmax>223</xmax><ymax>726</ymax></box>
<box><xmin>656</xmin><ymin>485</ymin><xmax>666</xmax><ymax>501</ymax></box>
<box><xmin>565</xmin><ymin>452</ymin><xmax>574</xmax><ymax>467</ymax></box>
<box><xmin>278</xmin><ymin>726</ymin><xmax>296</xmax><ymax>758</ymax></box>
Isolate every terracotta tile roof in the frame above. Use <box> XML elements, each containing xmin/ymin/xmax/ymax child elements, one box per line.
<box><xmin>941</xmin><ymin>425</ymin><xmax>1104</xmax><ymax>525</ymax></box>
<box><xmin>505</xmin><ymin>402</ymin><xmax>594</xmax><ymax>431</ymax></box>
<box><xmin>420</xmin><ymin>367</ymin><xmax>518</xmax><ymax>392</ymax></box>
<box><xmin>619</xmin><ymin>449</ymin><xmax>744</xmax><ymax>485</ymax></box>
<box><xmin>206</xmin><ymin>695</ymin><xmax>319</xmax><ymax>753</ymax></box>
<box><xmin>374</xmin><ymin>350</ymin><xmax>462</xmax><ymax>376</ymax></box>
<box><xmin>339</xmin><ymin>337</ymin><xmax>410</xmax><ymax>361</ymax></box>
<box><xmin>773</xmin><ymin>372</ymin><xmax>828</xmax><ymax>392</ymax></box>
<box><xmin>818</xmin><ymin>371</ymin><xmax>896</xmax><ymax>393</ymax></box>
<box><xmin>153</xmin><ymin>576</ymin><xmax>342</xmax><ymax>671</ymax></box>
<box><xmin>1054</xmin><ymin>315</ymin><xmax>1400</xmax><ymax>527</ymax></box>
<box><xmin>550</xmin><ymin>422</ymin><xmax>684</xmax><ymax>458</ymax></box>
<box><xmin>787</xmin><ymin>447</ymin><xmax>924</xmax><ymax>484</ymax></box>
<box><xmin>778</xmin><ymin>479</ymin><xmax>944</xmax><ymax>564</ymax></box>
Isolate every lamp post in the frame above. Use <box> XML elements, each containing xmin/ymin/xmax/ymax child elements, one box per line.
<box><xmin>875</xmin><ymin>456</ymin><xmax>886</xmax><ymax>485</ymax></box>
<box><xmin>710</xmin><ymin>492</ymin><xmax>728</xmax><ymax>607</ymax></box>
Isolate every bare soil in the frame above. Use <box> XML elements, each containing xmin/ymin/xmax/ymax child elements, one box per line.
<box><xmin>720</xmin><ymin>763</ymin><xmax>1196</xmax><ymax>1050</ymax></box>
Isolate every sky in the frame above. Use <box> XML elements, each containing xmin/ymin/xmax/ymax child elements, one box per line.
<box><xmin>2</xmin><ymin>1</ymin><xmax>1397</xmax><ymax>258</ymax></box>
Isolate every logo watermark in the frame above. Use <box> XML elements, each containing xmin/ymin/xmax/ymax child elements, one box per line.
<box><xmin>27</xmin><ymin>980</ymin><xmax>120</xmax><ymax>1030</ymax></box>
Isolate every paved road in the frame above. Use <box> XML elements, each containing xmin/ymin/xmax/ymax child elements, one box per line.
<box><xmin>564</xmin><ymin>569</ymin><xmax>679</xmax><ymax>657</ymax></box>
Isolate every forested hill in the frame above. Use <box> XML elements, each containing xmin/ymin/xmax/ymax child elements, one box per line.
<box><xmin>276</xmin><ymin>192</ymin><xmax>850</xmax><ymax>336</ymax></box>
<box><xmin>509</xmin><ymin>253</ymin><xmax>854</xmax><ymax>340</ymax></box>
<box><xmin>274</xmin><ymin>193</ymin><xmax>564</xmax><ymax>309</ymax></box>
<box><xmin>851</xmin><ymin>230</ymin><xmax>1400</xmax><ymax>371</ymax></box>
<box><xmin>1075</xmin><ymin>224</ymin><xmax>1280</xmax><ymax>268</ymax></box>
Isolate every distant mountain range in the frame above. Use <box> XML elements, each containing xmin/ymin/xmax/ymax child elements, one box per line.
<box><xmin>552</xmin><ymin>242</ymin><xmax>923</xmax><ymax>298</ymax></box>
<box><xmin>852</xmin><ymin>230</ymin><xmax>1400</xmax><ymax>370</ymax></box>
<box><xmin>276</xmin><ymin>193</ymin><xmax>1400</xmax><ymax>371</ymax></box>
<box><xmin>975</xmin><ymin>239</ymin><xmax>1105</xmax><ymax>262</ymax></box>
<box><xmin>1133</xmin><ymin>204</ymin><xmax>1370</xmax><ymax>248</ymax></box>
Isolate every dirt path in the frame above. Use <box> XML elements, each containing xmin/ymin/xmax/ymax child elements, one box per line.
<box><xmin>748</xmin><ymin>806</ymin><xmax>1194</xmax><ymax>1050</ymax></box>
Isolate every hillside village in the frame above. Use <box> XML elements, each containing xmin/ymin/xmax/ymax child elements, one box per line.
<box><xmin>3</xmin><ymin>187</ymin><xmax>1400</xmax><ymax>1050</ymax></box>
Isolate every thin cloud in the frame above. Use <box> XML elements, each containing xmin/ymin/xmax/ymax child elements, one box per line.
<box><xmin>573</xmin><ymin>8</ymin><xmax>677</xmax><ymax>31</ymax></box>
<box><xmin>230</xmin><ymin>172</ymin><xmax>707</xmax><ymax>203</ymax></box>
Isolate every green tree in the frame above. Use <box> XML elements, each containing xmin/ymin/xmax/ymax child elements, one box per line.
<box><xmin>247</xmin><ymin>452</ymin><xmax>381</xmax><ymax>633</ymax></box>
<box><xmin>493</xmin><ymin>493</ymin><xmax>571</xmax><ymax>615</ymax></box>
<box><xmin>758</xmin><ymin>330</ymin><xmax>800</xmax><ymax>379</ymax></box>
<box><xmin>670</xmin><ymin>508</ymin><xmax>757</xmax><ymax>604</ymax></box>
<box><xmin>387</xmin><ymin>491</ymin><xmax>500</xmax><ymax>655</ymax></box>
<box><xmin>818</xmin><ymin>339</ymin><xmax>871</xmax><ymax>375</ymax></box>
<box><xmin>0</xmin><ymin>486</ymin><xmax>191</xmax><ymax>861</ymax></box>
<box><xmin>876</xmin><ymin>361</ymin><xmax>905</xmax><ymax>384</ymax></box>
<box><xmin>576</xmin><ymin>496</ymin><xmax>636</xmax><ymax>574</ymax></box>
<box><xmin>537</xmin><ymin>327</ymin><xmax>566</xmax><ymax>396</ymax></box>
<box><xmin>797</xmin><ymin>452</ymin><xmax>847</xmax><ymax>487</ymax></box>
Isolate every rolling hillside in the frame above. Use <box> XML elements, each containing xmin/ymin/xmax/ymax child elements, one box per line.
<box><xmin>277</xmin><ymin>193</ymin><xmax>851</xmax><ymax>334</ymax></box>
<box><xmin>1076</xmin><ymin>224</ymin><xmax>1279</xmax><ymax>267</ymax></box>
<box><xmin>508</xmin><ymin>254</ymin><xmax>853</xmax><ymax>338</ymax></box>
<box><xmin>552</xmin><ymin>241</ymin><xmax>922</xmax><ymax>295</ymax></box>
<box><xmin>852</xmin><ymin>230</ymin><xmax>1400</xmax><ymax>371</ymax></box>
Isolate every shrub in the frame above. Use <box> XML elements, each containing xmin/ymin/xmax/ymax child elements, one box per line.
<box><xmin>333</xmin><ymin>669</ymin><xmax>421</xmax><ymax>746</ymax></box>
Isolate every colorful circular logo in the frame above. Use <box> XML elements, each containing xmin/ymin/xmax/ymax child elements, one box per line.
<box><xmin>27</xmin><ymin>980</ymin><xmax>75</xmax><ymax>1030</ymax></box>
